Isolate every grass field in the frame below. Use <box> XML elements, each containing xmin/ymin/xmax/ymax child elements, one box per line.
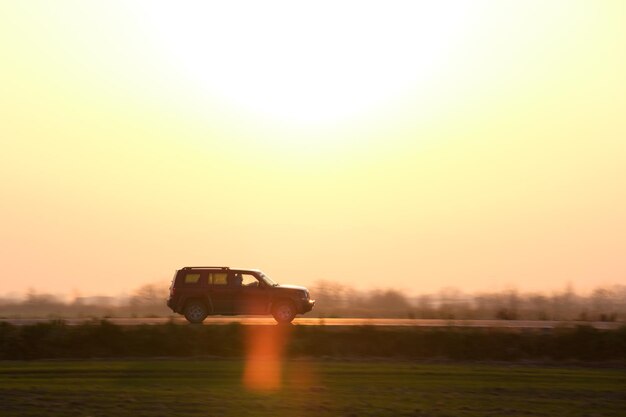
<box><xmin>0</xmin><ymin>360</ymin><xmax>624</xmax><ymax>417</ymax></box>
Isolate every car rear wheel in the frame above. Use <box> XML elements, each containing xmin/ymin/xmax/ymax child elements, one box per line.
<box><xmin>272</xmin><ymin>301</ymin><xmax>296</xmax><ymax>324</ymax></box>
<box><xmin>184</xmin><ymin>301</ymin><xmax>208</xmax><ymax>324</ymax></box>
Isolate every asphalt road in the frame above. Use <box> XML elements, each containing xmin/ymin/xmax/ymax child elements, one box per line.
<box><xmin>1</xmin><ymin>317</ymin><xmax>622</xmax><ymax>329</ymax></box>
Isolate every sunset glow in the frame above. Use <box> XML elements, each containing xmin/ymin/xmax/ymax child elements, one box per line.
<box><xmin>1</xmin><ymin>1</ymin><xmax>625</xmax><ymax>297</ymax></box>
<box><xmin>137</xmin><ymin>2</ymin><xmax>473</xmax><ymax>126</ymax></box>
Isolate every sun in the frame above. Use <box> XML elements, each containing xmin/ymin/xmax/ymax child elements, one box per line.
<box><xmin>136</xmin><ymin>1</ymin><xmax>474</xmax><ymax>127</ymax></box>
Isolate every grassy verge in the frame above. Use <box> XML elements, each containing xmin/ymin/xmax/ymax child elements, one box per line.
<box><xmin>0</xmin><ymin>360</ymin><xmax>624</xmax><ymax>417</ymax></box>
<box><xmin>0</xmin><ymin>321</ymin><xmax>625</xmax><ymax>361</ymax></box>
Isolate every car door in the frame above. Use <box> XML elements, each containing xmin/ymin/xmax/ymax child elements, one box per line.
<box><xmin>208</xmin><ymin>271</ymin><xmax>237</xmax><ymax>314</ymax></box>
<box><xmin>235</xmin><ymin>272</ymin><xmax>271</xmax><ymax>314</ymax></box>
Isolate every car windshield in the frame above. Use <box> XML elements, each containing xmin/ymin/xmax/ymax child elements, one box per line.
<box><xmin>259</xmin><ymin>272</ymin><xmax>278</xmax><ymax>286</ymax></box>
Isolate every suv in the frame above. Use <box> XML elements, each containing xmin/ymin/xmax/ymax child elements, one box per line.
<box><xmin>166</xmin><ymin>266</ymin><xmax>315</xmax><ymax>324</ymax></box>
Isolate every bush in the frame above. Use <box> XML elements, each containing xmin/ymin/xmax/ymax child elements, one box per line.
<box><xmin>0</xmin><ymin>321</ymin><xmax>624</xmax><ymax>361</ymax></box>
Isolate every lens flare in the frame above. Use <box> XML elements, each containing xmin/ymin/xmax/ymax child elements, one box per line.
<box><xmin>243</xmin><ymin>325</ymin><xmax>291</xmax><ymax>391</ymax></box>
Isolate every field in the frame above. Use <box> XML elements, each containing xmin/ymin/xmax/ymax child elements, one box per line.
<box><xmin>0</xmin><ymin>360</ymin><xmax>624</xmax><ymax>417</ymax></box>
<box><xmin>1</xmin><ymin>322</ymin><xmax>624</xmax><ymax>416</ymax></box>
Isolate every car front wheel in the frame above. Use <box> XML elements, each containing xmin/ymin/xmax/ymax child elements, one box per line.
<box><xmin>272</xmin><ymin>301</ymin><xmax>296</xmax><ymax>324</ymax></box>
<box><xmin>184</xmin><ymin>301</ymin><xmax>208</xmax><ymax>324</ymax></box>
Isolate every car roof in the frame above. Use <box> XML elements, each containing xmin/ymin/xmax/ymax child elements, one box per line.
<box><xmin>180</xmin><ymin>266</ymin><xmax>261</xmax><ymax>273</ymax></box>
<box><xmin>180</xmin><ymin>266</ymin><xmax>229</xmax><ymax>271</ymax></box>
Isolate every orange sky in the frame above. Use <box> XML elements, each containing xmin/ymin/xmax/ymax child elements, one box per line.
<box><xmin>1</xmin><ymin>1</ymin><xmax>625</xmax><ymax>297</ymax></box>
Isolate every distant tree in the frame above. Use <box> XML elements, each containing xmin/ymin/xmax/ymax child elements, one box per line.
<box><xmin>127</xmin><ymin>283</ymin><xmax>170</xmax><ymax>317</ymax></box>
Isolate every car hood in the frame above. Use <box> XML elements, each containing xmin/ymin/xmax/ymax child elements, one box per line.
<box><xmin>274</xmin><ymin>284</ymin><xmax>307</xmax><ymax>291</ymax></box>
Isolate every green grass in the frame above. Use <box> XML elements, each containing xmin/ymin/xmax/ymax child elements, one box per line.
<box><xmin>0</xmin><ymin>360</ymin><xmax>624</xmax><ymax>417</ymax></box>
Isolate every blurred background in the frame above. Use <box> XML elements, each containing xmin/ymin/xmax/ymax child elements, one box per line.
<box><xmin>1</xmin><ymin>1</ymin><xmax>625</xmax><ymax>302</ymax></box>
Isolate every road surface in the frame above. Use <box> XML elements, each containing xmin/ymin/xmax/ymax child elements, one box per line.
<box><xmin>1</xmin><ymin>317</ymin><xmax>622</xmax><ymax>329</ymax></box>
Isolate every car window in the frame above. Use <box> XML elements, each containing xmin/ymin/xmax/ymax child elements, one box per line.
<box><xmin>210</xmin><ymin>272</ymin><xmax>228</xmax><ymax>285</ymax></box>
<box><xmin>184</xmin><ymin>273</ymin><xmax>200</xmax><ymax>284</ymax></box>
<box><xmin>241</xmin><ymin>274</ymin><xmax>260</xmax><ymax>287</ymax></box>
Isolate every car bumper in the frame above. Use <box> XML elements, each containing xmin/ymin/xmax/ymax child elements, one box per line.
<box><xmin>166</xmin><ymin>298</ymin><xmax>179</xmax><ymax>313</ymax></box>
<box><xmin>300</xmin><ymin>299</ymin><xmax>315</xmax><ymax>314</ymax></box>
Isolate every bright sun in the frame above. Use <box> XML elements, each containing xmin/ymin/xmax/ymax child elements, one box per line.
<box><xmin>139</xmin><ymin>1</ymin><xmax>474</xmax><ymax>126</ymax></box>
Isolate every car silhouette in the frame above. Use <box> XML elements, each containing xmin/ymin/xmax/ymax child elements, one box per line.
<box><xmin>166</xmin><ymin>266</ymin><xmax>315</xmax><ymax>324</ymax></box>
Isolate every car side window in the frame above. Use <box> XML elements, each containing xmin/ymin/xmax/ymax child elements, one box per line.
<box><xmin>210</xmin><ymin>272</ymin><xmax>228</xmax><ymax>285</ymax></box>
<box><xmin>184</xmin><ymin>273</ymin><xmax>200</xmax><ymax>285</ymax></box>
<box><xmin>241</xmin><ymin>274</ymin><xmax>260</xmax><ymax>287</ymax></box>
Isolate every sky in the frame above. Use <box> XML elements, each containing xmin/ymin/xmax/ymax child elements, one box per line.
<box><xmin>1</xmin><ymin>0</ymin><xmax>625</xmax><ymax>297</ymax></box>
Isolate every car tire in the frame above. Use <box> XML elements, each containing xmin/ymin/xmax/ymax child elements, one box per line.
<box><xmin>184</xmin><ymin>301</ymin><xmax>208</xmax><ymax>324</ymax></box>
<box><xmin>272</xmin><ymin>301</ymin><xmax>296</xmax><ymax>324</ymax></box>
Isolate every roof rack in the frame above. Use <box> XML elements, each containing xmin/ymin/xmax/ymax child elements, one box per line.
<box><xmin>181</xmin><ymin>266</ymin><xmax>230</xmax><ymax>270</ymax></box>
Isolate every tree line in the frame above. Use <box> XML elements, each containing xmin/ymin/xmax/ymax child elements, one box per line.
<box><xmin>311</xmin><ymin>281</ymin><xmax>626</xmax><ymax>321</ymax></box>
<box><xmin>0</xmin><ymin>281</ymin><xmax>624</xmax><ymax>322</ymax></box>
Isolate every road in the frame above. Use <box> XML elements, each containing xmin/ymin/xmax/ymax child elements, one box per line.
<box><xmin>1</xmin><ymin>317</ymin><xmax>622</xmax><ymax>329</ymax></box>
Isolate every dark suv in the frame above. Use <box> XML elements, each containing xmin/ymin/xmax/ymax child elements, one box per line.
<box><xmin>166</xmin><ymin>266</ymin><xmax>315</xmax><ymax>323</ymax></box>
